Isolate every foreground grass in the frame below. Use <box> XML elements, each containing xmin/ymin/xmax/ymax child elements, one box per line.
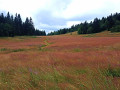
<box><xmin>0</xmin><ymin>35</ymin><xmax>120</xmax><ymax>89</ymax></box>
<box><xmin>0</xmin><ymin>65</ymin><xmax>118</xmax><ymax>89</ymax></box>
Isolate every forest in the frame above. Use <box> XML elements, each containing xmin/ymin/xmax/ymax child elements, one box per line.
<box><xmin>48</xmin><ymin>13</ymin><xmax>120</xmax><ymax>35</ymax></box>
<box><xmin>1</xmin><ymin>12</ymin><xmax>120</xmax><ymax>36</ymax></box>
<box><xmin>0</xmin><ymin>12</ymin><xmax>46</xmax><ymax>37</ymax></box>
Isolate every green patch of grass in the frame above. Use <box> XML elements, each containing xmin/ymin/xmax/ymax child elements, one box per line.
<box><xmin>72</xmin><ymin>48</ymin><xmax>89</xmax><ymax>52</ymax></box>
<box><xmin>39</xmin><ymin>48</ymin><xmax>48</xmax><ymax>52</ymax></box>
<box><xmin>64</xmin><ymin>75</ymin><xmax>75</xmax><ymax>84</ymax></box>
<box><xmin>39</xmin><ymin>48</ymin><xmax>55</xmax><ymax>52</ymax></box>
<box><xmin>39</xmin><ymin>69</ymin><xmax>65</xmax><ymax>83</ymax></box>
<box><xmin>83</xmin><ymin>33</ymin><xmax>96</xmax><ymax>37</ymax></box>
<box><xmin>52</xmin><ymin>69</ymin><xmax>65</xmax><ymax>83</ymax></box>
<box><xmin>41</xmin><ymin>44</ymin><xmax>47</xmax><ymax>48</ymax></box>
<box><xmin>65</xmin><ymin>68</ymin><xmax>87</xmax><ymax>75</ymax></box>
<box><xmin>38</xmin><ymin>44</ymin><xmax>47</xmax><ymax>51</ymax></box>
<box><xmin>73</xmin><ymin>48</ymin><xmax>82</xmax><ymax>52</ymax></box>
<box><xmin>75</xmin><ymin>69</ymin><xmax>87</xmax><ymax>74</ymax></box>
<box><xmin>15</xmin><ymin>36</ymin><xmax>38</xmax><ymax>41</ymax></box>
<box><xmin>84</xmin><ymin>68</ymin><xmax>116</xmax><ymax>90</ymax></box>
<box><xmin>0</xmin><ymin>69</ymin><xmax>15</xmax><ymax>89</ymax></box>
<box><xmin>38</xmin><ymin>38</ymin><xmax>54</xmax><ymax>51</ymax></box>
<box><xmin>29</xmin><ymin>72</ymin><xmax>40</xmax><ymax>87</ymax></box>
<box><xmin>18</xmin><ymin>67</ymin><xmax>28</xmax><ymax>74</ymax></box>
<box><xmin>12</xmin><ymin>49</ymin><xmax>26</xmax><ymax>52</ymax></box>
<box><xmin>28</xmin><ymin>68</ymin><xmax>64</xmax><ymax>89</ymax></box>
<box><xmin>103</xmin><ymin>66</ymin><xmax>120</xmax><ymax>77</ymax></box>
<box><xmin>0</xmin><ymin>48</ymin><xmax>8</xmax><ymax>51</ymax></box>
<box><xmin>0</xmin><ymin>48</ymin><xmax>26</xmax><ymax>53</ymax></box>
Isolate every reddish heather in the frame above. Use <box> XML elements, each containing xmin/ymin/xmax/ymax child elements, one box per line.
<box><xmin>0</xmin><ymin>35</ymin><xmax>120</xmax><ymax>89</ymax></box>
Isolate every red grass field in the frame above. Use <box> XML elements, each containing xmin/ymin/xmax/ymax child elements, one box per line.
<box><xmin>0</xmin><ymin>32</ymin><xmax>120</xmax><ymax>89</ymax></box>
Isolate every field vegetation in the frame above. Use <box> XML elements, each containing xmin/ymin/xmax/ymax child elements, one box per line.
<box><xmin>0</xmin><ymin>32</ymin><xmax>120</xmax><ymax>89</ymax></box>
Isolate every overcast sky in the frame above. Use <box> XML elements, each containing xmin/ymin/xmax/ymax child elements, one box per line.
<box><xmin>0</xmin><ymin>0</ymin><xmax>120</xmax><ymax>33</ymax></box>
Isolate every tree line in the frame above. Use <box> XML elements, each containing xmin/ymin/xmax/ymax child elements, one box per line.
<box><xmin>48</xmin><ymin>12</ymin><xmax>120</xmax><ymax>35</ymax></box>
<box><xmin>0</xmin><ymin>12</ymin><xmax>46</xmax><ymax>37</ymax></box>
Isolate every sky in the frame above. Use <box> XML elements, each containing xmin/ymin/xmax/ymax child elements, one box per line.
<box><xmin>0</xmin><ymin>0</ymin><xmax>120</xmax><ymax>33</ymax></box>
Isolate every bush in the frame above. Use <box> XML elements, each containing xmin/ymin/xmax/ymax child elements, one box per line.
<box><xmin>110</xmin><ymin>25</ymin><xmax>120</xmax><ymax>32</ymax></box>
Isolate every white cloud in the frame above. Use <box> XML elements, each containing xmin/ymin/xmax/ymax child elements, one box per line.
<box><xmin>66</xmin><ymin>21</ymin><xmax>81</xmax><ymax>27</ymax></box>
<box><xmin>0</xmin><ymin>0</ymin><xmax>49</xmax><ymax>18</ymax></box>
<box><xmin>54</xmin><ymin>0</ymin><xmax>120</xmax><ymax>19</ymax></box>
<box><xmin>0</xmin><ymin>0</ymin><xmax>120</xmax><ymax>31</ymax></box>
<box><xmin>63</xmin><ymin>0</ymin><xmax>104</xmax><ymax>18</ymax></box>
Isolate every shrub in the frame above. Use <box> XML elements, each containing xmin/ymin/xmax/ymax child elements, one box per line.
<box><xmin>110</xmin><ymin>25</ymin><xmax>120</xmax><ymax>32</ymax></box>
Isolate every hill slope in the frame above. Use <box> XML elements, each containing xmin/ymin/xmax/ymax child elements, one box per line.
<box><xmin>63</xmin><ymin>31</ymin><xmax>120</xmax><ymax>37</ymax></box>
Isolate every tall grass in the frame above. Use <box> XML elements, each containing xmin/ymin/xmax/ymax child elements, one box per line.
<box><xmin>0</xmin><ymin>36</ymin><xmax>119</xmax><ymax>89</ymax></box>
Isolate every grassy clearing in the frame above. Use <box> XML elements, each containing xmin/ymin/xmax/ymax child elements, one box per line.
<box><xmin>0</xmin><ymin>35</ymin><xmax>119</xmax><ymax>89</ymax></box>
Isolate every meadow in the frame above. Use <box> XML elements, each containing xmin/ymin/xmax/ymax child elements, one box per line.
<box><xmin>0</xmin><ymin>32</ymin><xmax>120</xmax><ymax>90</ymax></box>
